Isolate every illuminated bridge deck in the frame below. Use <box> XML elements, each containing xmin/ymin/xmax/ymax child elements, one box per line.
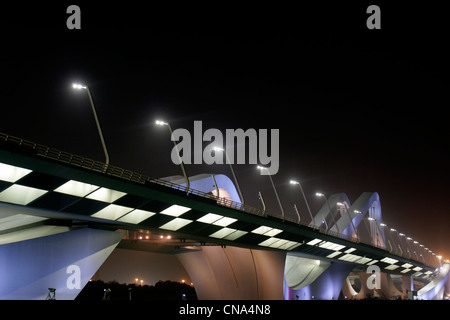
<box><xmin>0</xmin><ymin>132</ymin><xmax>436</xmax><ymax>279</ymax></box>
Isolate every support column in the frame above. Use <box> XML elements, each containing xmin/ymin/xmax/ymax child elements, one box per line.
<box><xmin>176</xmin><ymin>246</ymin><xmax>285</xmax><ymax>300</ymax></box>
<box><xmin>402</xmin><ymin>275</ymin><xmax>414</xmax><ymax>299</ymax></box>
<box><xmin>0</xmin><ymin>228</ymin><xmax>124</xmax><ymax>300</ymax></box>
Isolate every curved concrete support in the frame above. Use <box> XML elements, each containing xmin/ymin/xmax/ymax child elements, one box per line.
<box><xmin>0</xmin><ymin>228</ymin><xmax>124</xmax><ymax>299</ymax></box>
<box><xmin>284</xmin><ymin>260</ymin><xmax>355</xmax><ymax>300</ymax></box>
<box><xmin>418</xmin><ymin>263</ymin><xmax>450</xmax><ymax>300</ymax></box>
<box><xmin>284</xmin><ymin>254</ymin><xmax>330</xmax><ymax>290</ymax></box>
<box><xmin>176</xmin><ymin>246</ymin><xmax>285</xmax><ymax>300</ymax></box>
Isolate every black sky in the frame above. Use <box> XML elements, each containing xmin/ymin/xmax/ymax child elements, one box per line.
<box><xmin>1</xmin><ymin>3</ymin><xmax>448</xmax><ymax>258</ymax></box>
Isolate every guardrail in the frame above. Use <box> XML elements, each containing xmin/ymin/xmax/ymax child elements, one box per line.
<box><xmin>0</xmin><ymin>132</ymin><xmax>437</xmax><ymax>268</ymax></box>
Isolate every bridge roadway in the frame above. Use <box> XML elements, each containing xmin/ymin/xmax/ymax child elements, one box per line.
<box><xmin>0</xmin><ymin>132</ymin><xmax>443</xmax><ymax>299</ymax></box>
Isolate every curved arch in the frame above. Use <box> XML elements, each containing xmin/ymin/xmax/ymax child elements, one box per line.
<box><xmin>309</xmin><ymin>193</ymin><xmax>351</xmax><ymax>232</ymax></box>
<box><xmin>163</xmin><ymin>173</ymin><xmax>242</xmax><ymax>204</ymax></box>
<box><xmin>311</xmin><ymin>192</ymin><xmax>385</xmax><ymax>249</ymax></box>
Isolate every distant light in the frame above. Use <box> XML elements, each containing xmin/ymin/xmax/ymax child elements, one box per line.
<box><xmin>290</xmin><ymin>180</ymin><xmax>299</xmax><ymax>185</ymax></box>
<box><xmin>399</xmin><ymin>233</ymin><xmax>405</xmax><ymax>236</ymax></box>
<box><xmin>316</xmin><ymin>192</ymin><xmax>324</xmax><ymax>197</ymax></box>
<box><xmin>380</xmin><ymin>223</ymin><xmax>387</xmax><ymax>227</ymax></box>
<box><xmin>155</xmin><ymin>120</ymin><xmax>167</xmax><ymax>126</ymax></box>
<box><xmin>406</xmin><ymin>237</ymin><xmax>412</xmax><ymax>241</ymax></box>
<box><xmin>354</xmin><ymin>210</ymin><xmax>361</xmax><ymax>214</ymax></box>
<box><xmin>257</xmin><ymin>165</ymin><xmax>266</xmax><ymax>170</ymax></box>
<box><xmin>367</xmin><ymin>217</ymin><xmax>375</xmax><ymax>221</ymax></box>
<box><xmin>167</xmin><ymin>235</ymin><xmax>172</xmax><ymax>239</ymax></box>
<box><xmin>390</xmin><ymin>228</ymin><xmax>397</xmax><ymax>232</ymax></box>
<box><xmin>437</xmin><ymin>255</ymin><xmax>442</xmax><ymax>260</ymax></box>
<box><xmin>72</xmin><ymin>83</ymin><xmax>86</xmax><ymax>89</ymax></box>
<box><xmin>213</xmin><ymin>147</ymin><xmax>224</xmax><ymax>152</ymax></box>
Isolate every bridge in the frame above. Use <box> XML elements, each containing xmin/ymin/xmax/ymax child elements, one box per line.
<box><xmin>0</xmin><ymin>132</ymin><xmax>448</xmax><ymax>300</ymax></box>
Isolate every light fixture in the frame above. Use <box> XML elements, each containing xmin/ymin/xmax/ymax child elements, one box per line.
<box><xmin>0</xmin><ymin>163</ymin><xmax>32</xmax><ymax>182</ymax></box>
<box><xmin>160</xmin><ymin>204</ymin><xmax>191</xmax><ymax>217</ymax></box>
<box><xmin>159</xmin><ymin>218</ymin><xmax>192</xmax><ymax>231</ymax></box>
<box><xmin>54</xmin><ymin>180</ymin><xmax>99</xmax><ymax>197</ymax></box>
<box><xmin>155</xmin><ymin>120</ymin><xmax>168</xmax><ymax>126</ymax></box>
<box><xmin>0</xmin><ymin>184</ymin><xmax>47</xmax><ymax>205</ymax></box>
<box><xmin>117</xmin><ymin>209</ymin><xmax>156</xmax><ymax>224</ymax></box>
<box><xmin>72</xmin><ymin>83</ymin><xmax>86</xmax><ymax>89</ymax></box>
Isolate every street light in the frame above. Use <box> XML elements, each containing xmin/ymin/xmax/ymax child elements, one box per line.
<box><xmin>257</xmin><ymin>166</ymin><xmax>285</xmax><ymax>220</ymax></box>
<box><xmin>214</xmin><ymin>147</ymin><xmax>245</xmax><ymax>206</ymax></box>
<box><xmin>72</xmin><ymin>83</ymin><xmax>110</xmax><ymax>168</ymax></box>
<box><xmin>316</xmin><ymin>192</ymin><xmax>339</xmax><ymax>234</ymax></box>
<box><xmin>155</xmin><ymin>120</ymin><xmax>190</xmax><ymax>191</ymax></box>
<box><xmin>290</xmin><ymin>180</ymin><xmax>314</xmax><ymax>227</ymax></box>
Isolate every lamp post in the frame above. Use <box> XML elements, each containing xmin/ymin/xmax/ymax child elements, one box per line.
<box><xmin>257</xmin><ymin>166</ymin><xmax>285</xmax><ymax>220</ymax></box>
<box><xmin>316</xmin><ymin>193</ymin><xmax>339</xmax><ymax>234</ymax></box>
<box><xmin>213</xmin><ymin>147</ymin><xmax>245</xmax><ymax>206</ymax></box>
<box><xmin>155</xmin><ymin>120</ymin><xmax>190</xmax><ymax>191</ymax></box>
<box><xmin>290</xmin><ymin>180</ymin><xmax>314</xmax><ymax>227</ymax></box>
<box><xmin>72</xmin><ymin>83</ymin><xmax>110</xmax><ymax>169</ymax></box>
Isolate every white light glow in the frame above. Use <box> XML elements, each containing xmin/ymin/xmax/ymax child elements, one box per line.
<box><xmin>213</xmin><ymin>217</ymin><xmax>237</xmax><ymax>227</ymax></box>
<box><xmin>209</xmin><ymin>227</ymin><xmax>237</xmax><ymax>239</ymax></box>
<box><xmin>197</xmin><ymin>213</ymin><xmax>223</xmax><ymax>224</ymax></box>
<box><xmin>401</xmin><ymin>263</ymin><xmax>413</xmax><ymax>268</ymax></box>
<box><xmin>385</xmin><ymin>265</ymin><xmax>400</xmax><ymax>271</ymax></box>
<box><xmin>252</xmin><ymin>226</ymin><xmax>273</xmax><ymax>235</ymax></box>
<box><xmin>54</xmin><ymin>180</ymin><xmax>99</xmax><ymax>197</ymax></box>
<box><xmin>91</xmin><ymin>204</ymin><xmax>133</xmax><ymax>220</ymax></box>
<box><xmin>0</xmin><ymin>163</ymin><xmax>32</xmax><ymax>182</ymax></box>
<box><xmin>381</xmin><ymin>257</ymin><xmax>398</xmax><ymax>264</ymax></box>
<box><xmin>338</xmin><ymin>254</ymin><xmax>364</xmax><ymax>263</ymax></box>
<box><xmin>307</xmin><ymin>238</ymin><xmax>322</xmax><ymax>246</ymax></box>
<box><xmin>118</xmin><ymin>209</ymin><xmax>156</xmax><ymax>224</ymax></box>
<box><xmin>86</xmin><ymin>187</ymin><xmax>126</xmax><ymax>203</ymax></box>
<box><xmin>345</xmin><ymin>248</ymin><xmax>357</xmax><ymax>254</ymax></box>
<box><xmin>72</xmin><ymin>83</ymin><xmax>86</xmax><ymax>89</ymax></box>
<box><xmin>319</xmin><ymin>241</ymin><xmax>346</xmax><ymax>251</ymax></box>
<box><xmin>326</xmin><ymin>251</ymin><xmax>342</xmax><ymax>259</ymax></box>
<box><xmin>0</xmin><ymin>184</ymin><xmax>47</xmax><ymax>205</ymax></box>
<box><xmin>159</xmin><ymin>218</ymin><xmax>192</xmax><ymax>231</ymax></box>
<box><xmin>258</xmin><ymin>237</ymin><xmax>282</xmax><ymax>247</ymax></box>
<box><xmin>160</xmin><ymin>205</ymin><xmax>191</xmax><ymax>217</ymax></box>
<box><xmin>401</xmin><ymin>268</ymin><xmax>411</xmax><ymax>273</ymax></box>
<box><xmin>413</xmin><ymin>266</ymin><xmax>423</xmax><ymax>272</ymax></box>
<box><xmin>223</xmin><ymin>230</ymin><xmax>247</xmax><ymax>241</ymax></box>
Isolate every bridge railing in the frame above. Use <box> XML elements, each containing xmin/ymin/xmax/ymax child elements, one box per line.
<box><xmin>0</xmin><ymin>132</ymin><xmax>437</xmax><ymax>268</ymax></box>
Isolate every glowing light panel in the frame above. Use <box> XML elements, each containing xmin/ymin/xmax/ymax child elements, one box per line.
<box><xmin>159</xmin><ymin>218</ymin><xmax>192</xmax><ymax>231</ymax></box>
<box><xmin>54</xmin><ymin>180</ymin><xmax>99</xmax><ymax>197</ymax></box>
<box><xmin>160</xmin><ymin>205</ymin><xmax>191</xmax><ymax>217</ymax></box>
<box><xmin>0</xmin><ymin>163</ymin><xmax>32</xmax><ymax>182</ymax></box>
<box><xmin>117</xmin><ymin>209</ymin><xmax>156</xmax><ymax>224</ymax></box>
<box><xmin>86</xmin><ymin>187</ymin><xmax>126</xmax><ymax>203</ymax></box>
<box><xmin>91</xmin><ymin>204</ymin><xmax>134</xmax><ymax>220</ymax></box>
<box><xmin>0</xmin><ymin>185</ymin><xmax>47</xmax><ymax>205</ymax></box>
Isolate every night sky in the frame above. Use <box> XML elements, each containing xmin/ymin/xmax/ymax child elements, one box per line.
<box><xmin>1</xmin><ymin>3</ymin><xmax>448</xmax><ymax>259</ymax></box>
